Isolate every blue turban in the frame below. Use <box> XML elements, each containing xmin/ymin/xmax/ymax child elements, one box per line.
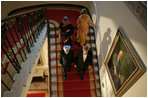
<box><xmin>63</xmin><ymin>45</ymin><xmax>71</xmax><ymax>51</ymax></box>
<box><xmin>63</xmin><ymin>16</ymin><xmax>69</xmax><ymax>21</ymax></box>
<box><xmin>83</xmin><ymin>45</ymin><xmax>89</xmax><ymax>50</ymax></box>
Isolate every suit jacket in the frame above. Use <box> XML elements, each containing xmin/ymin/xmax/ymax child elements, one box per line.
<box><xmin>75</xmin><ymin>50</ymin><xmax>93</xmax><ymax>71</ymax></box>
<box><xmin>59</xmin><ymin>49</ymin><xmax>74</xmax><ymax>66</ymax></box>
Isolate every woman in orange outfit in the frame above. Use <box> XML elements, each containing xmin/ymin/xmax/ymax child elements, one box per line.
<box><xmin>77</xmin><ymin>8</ymin><xmax>95</xmax><ymax>46</ymax></box>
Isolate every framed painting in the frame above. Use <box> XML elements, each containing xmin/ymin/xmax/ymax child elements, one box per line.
<box><xmin>105</xmin><ymin>28</ymin><xmax>146</xmax><ymax>96</ymax></box>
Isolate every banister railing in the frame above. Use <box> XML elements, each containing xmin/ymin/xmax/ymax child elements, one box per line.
<box><xmin>46</xmin><ymin>9</ymin><xmax>52</xmax><ymax>96</ymax></box>
<box><xmin>1</xmin><ymin>8</ymin><xmax>45</xmax><ymax>22</ymax></box>
<box><xmin>1</xmin><ymin>7</ymin><xmax>48</xmax><ymax>96</ymax></box>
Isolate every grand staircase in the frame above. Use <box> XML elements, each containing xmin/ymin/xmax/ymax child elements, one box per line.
<box><xmin>48</xmin><ymin>9</ymin><xmax>101</xmax><ymax>97</ymax></box>
<box><xmin>1</xmin><ymin>6</ymin><xmax>101</xmax><ymax>97</ymax></box>
<box><xmin>1</xmin><ymin>8</ymin><xmax>47</xmax><ymax>97</ymax></box>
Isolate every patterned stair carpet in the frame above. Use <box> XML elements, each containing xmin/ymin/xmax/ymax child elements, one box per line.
<box><xmin>48</xmin><ymin>9</ymin><xmax>101</xmax><ymax>97</ymax></box>
<box><xmin>27</xmin><ymin>89</ymin><xmax>48</xmax><ymax>97</ymax></box>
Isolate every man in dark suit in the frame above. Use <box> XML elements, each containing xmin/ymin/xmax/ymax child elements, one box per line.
<box><xmin>74</xmin><ymin>45</ymin><xmax>93</xmax><ymax>80</ymax></box>
<box><xmin>59</xmin><ymin>45</ymin><xmax>74</xmax><ymax>80</ymax></box>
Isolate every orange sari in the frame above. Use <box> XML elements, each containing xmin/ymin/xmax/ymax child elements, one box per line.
<box><xmin>77</xmin><ymin>15</ymin><xmax>94</xmax><ymax>46</ymax></box>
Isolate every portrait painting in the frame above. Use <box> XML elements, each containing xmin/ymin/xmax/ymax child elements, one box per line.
<box><xmin>105</xmin><ymin>28</ymin><xmax>146</xmax><ymax>96</ymax></box>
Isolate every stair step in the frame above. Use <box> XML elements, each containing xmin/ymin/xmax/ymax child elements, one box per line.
<box><xmin>50</xmin><ymin>67</ymin><xmax>99</xmax><ymax>74</ymax></box>
<box><xmin>64</xmin><ymin>87</ymin><xmax>97</xmax><ymax>91</ymax></box>
<box><xmin>51</xmin><ymin>78</ymin><xmax>100</xmax><ymax>83</ymax></box>
<box><xmin>50</xmin><ymin>50</ymin><xmax>97</xmax><ymax>57</ymax></box>
<box><xmin>51</xmin><ymin>89</ymin><xmax>98</xmax><ymax>97</ymax></box>
<box><xmin>3</xmin><ymin>91</ymin><xmax>17</xmax><ymax>97</ymax></box>
<box><xmin>49</xmin><ymin>22</ymin><xmax>101</xmax><ymax>97</ymax></box>
<box><xmin>49</xmin><ymin>36</ymin><xmax>95</xmax><ymax>44</ymax></box>
<box><xmin>51</xmin><ymin>68</ymin><xmax>57</xmax><ymax>73</ymax></box>
<box><xmin>49</xmin><ymin>23</ymin><xmax>55</xmax><ymax>28</ymax></box>
<box><xmin>49</xmin><ymin>26</ymin><xmax>94</xmax><ymax>33</ymax></box>
<box><xmin>50</xmin><ymin>30</ymin><xmax>56</xmax><ymax>35</ymax></box>
<box><xmin>50</xmin><ymin>61</ymin><xmax>57</xmax><ymax>65</ymax></box>
<box><xmin>27</xmin><ymin>53</ymin><xmax>34</xmax><ymax>73</ymax></box>
<box><xmin>92</xmin><ymin>50</ymin><xmax>97</xmax><ymax>55</ymax></box>
<box><xmin>89</xmin><ymin>28</ymin><xmax>94</xmax><ymax>33</ymax></box>
<box><xmin>51</xmin><ymin>86</ymin><xmax>100</xmax><ymax>92</ymax></box>
<box><xmin>50</xmin><ymin>63</ymin><xmax>98</xmax><ymax>69</ymax></box>
<box><xmin>51</xmin><ymin>77</ymin><xmax>57</xmax><ymax>82</ymax></box>
<box><xmin>50</xmin><ymin>49</ymin><xmax>60</xmax><ymax>53</ymax></box>
<box><xmin>50</xmin><ymin>43</ymin><xmax>96</xmax><ymax>53</ymax></box>
<box><xmin>50</xmin><ymin>47</ymin><xmax>61</xmax><ymax>51</ymax></box>
<box><xmin>50</xmin><ymin>53</ymin><xmax>57</xmax><ymax>58</ymax></box>
<box><xmin>20</xmin><ymin>62</ymin><xmax>29</xmax><ymax>86</ymax></box>
<box><xmin>50</xmin><ymin>38</ymin><xmax>56</xmax><ymax>43</ymax></box>
<box><xmin>49</xmin><ymin>32</ymin><xmax>94</xmax><ymax>38</ymax></box>
<box><xmin>52</xmin><ymin>87</ymin><xmax>97</xmax><ymax>92</ymax></box>
<box><xmin>57</xmin><ymin>80</ymin><xmax>96</xmax><ymax>89</ymax></box>
<box><xmin>50</xmin><ymin>55</ymin><xmax>97</xmax><ymax>61</ymax></box>
<box><xmin>50</xmin><ymin>34</ymin><xmax>58</xmax><ymax>38</ymax></box>
<box><xmin>96</xmin><ymin>88</ymin><xmax>101</xmax><ymax>97</ymax></box>
<box><xmin>95</xmin><ymin>80</ymin><xmax>101</xmax><ymax>88</ymax></box>
<box><xmin>51</xmin><ymin>91</ymin><xmax>57</xmax><ymax>97</ymax></box>
<box><xmin>50</xmin><ymin>58</ymin><xmax>98</xmax><ymax>63</ymax></box>
<box><xmin>51</xmin><ymin>85</ymin><xmax>57</xmax><ymax>91</ymax></box>
<box><xmin>10</xmin><ymin>74</ymin><xmax>24</xmax><ymax>97</ymax></box>
<box><xmin>51</xmin><ymin>70</ymin><xmax>99</xmax><ymax>78</ymax></box>
<box><xmin>94</xmin><ymin>66</ymin><xmax>99</xmax><ymax>72</ymax></box>
<box><xmin>50</xmin><ymin>55</ymin><xmax>60</xmax><ymax>60</ymax></box>
<box><xmin>50</xmin><ymin>42</ymin><xmax>61</xmax><ymax>45</ymax></box>
<box><xmin>50</xmin><ymin>40</ymin><xmax>94</xmax><ymax>46</ymax></box>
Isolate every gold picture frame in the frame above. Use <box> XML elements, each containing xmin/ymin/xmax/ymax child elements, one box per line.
<box><xmin>105</xmin><ymin>28</ymin><xmax>146</xmax><ymax>96</ymax></box>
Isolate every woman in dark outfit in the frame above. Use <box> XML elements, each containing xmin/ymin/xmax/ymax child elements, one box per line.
<box><xmin>59</xmin><ymin>16</ymin><xmax>74</xmax><ymax>46</ymax></box>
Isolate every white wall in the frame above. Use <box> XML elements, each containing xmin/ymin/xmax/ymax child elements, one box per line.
<box><xmin>92</xmin><ymin>1</ymin><xmax>147</xmax><ymax>97</ymax></box>
<box><xmin>40</xmin><ymin>36</ymin><xmax>48</xmax><ymax>66</ymax></box>
<box><xmin>38</xmin><ymin>36</ymin><xmax>49</xmax><ymax>76</ymax></box>
<box><xmin>1</xmin><ymin>1</ymin><xmax>147</xmax><ymax>97</ymax></box>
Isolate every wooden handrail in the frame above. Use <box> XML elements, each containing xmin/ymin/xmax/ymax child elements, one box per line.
<box><xmin>1</xmin><ymin>8</ymin><xmax>46</xmax><ymax>22</ymax></box>
<box><xmin>1</xmin><ymin>7</ymin><xmax>48</xmax><ymax>96</ymax></box>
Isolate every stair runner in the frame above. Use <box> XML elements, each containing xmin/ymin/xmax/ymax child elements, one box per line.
<box><xmin>27</xmin><ymin>89</ymin><xmax>48</xmax><ymax>97</ymax></box>
<box><xmin>49</xmin><ymin>9</ymin><xmax>101</xmax><ymax>97</ymax></box>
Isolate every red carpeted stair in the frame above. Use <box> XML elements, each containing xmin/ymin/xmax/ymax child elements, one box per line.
<box><xmin>49</xmin><ymin>9</ymin><xmax>101</xmax><ymax>97</ymax></box>
<box><xmin>27</xmin><ymin>89</ymin><xmax>48</xmax><ymax>97</ymax></box>
<box><xmin>1</xmin><ymin>8</ymin><xmax>101</xmax><ymax>97</ymax></box>
<box><xmin>27</xmin><ymin>93</ymin><xmax>46</xmax><ymax>97</ymax></box>
<box><xmin>62</xmin><ymin>66</ymin><xmax>91</xmax><ymax>97</ymax></box>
